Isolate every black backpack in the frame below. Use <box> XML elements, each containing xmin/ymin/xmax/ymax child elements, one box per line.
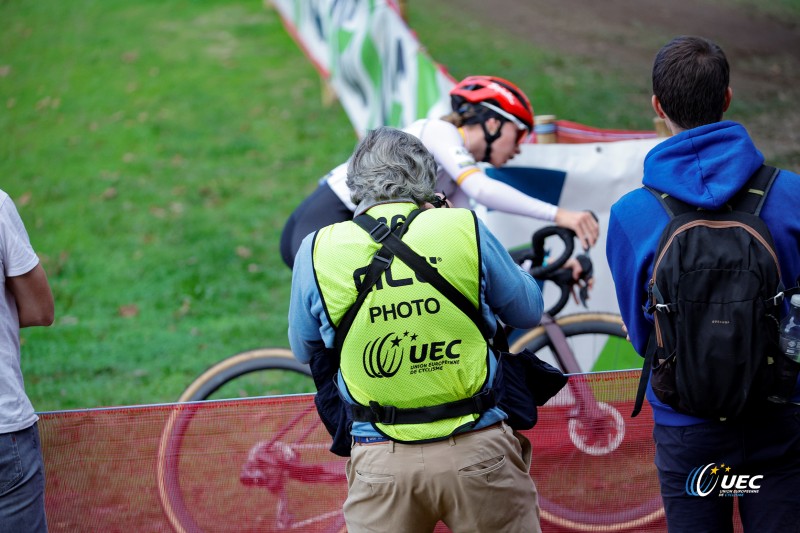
<box><xmin>632</xmin><ymin>165</ymin><xmax>798</xmax><ymax>420</ymax></box>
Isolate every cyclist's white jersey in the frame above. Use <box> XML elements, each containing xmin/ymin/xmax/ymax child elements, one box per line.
<box><xmin>325</xmin><ymin>119</ymin><xmax>559</xmax><ymax>221</ymax></box>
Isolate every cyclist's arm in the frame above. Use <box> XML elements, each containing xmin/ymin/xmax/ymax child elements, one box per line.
<box><xmin>461</xmin><ymin>174</ymin><xmax>599</xmax><ymax>248</ymax></box>
<box><xmin>477</xmin><ymin>218</ymin><xmax>544</xmax><ymax>331</ymax></box>
<box><xmin>460</xmin><ymin>172</ymin><xmax>558</xmax><ymax>221</ymax></box>
<box><xmin>426</xmin><ymin>125</ymin><xmax>597</xmax><ymax>247</ymax></box>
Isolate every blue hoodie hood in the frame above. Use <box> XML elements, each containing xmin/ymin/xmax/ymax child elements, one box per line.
<box><xmin>642</xmin><ymin>121</ymin><xmax>764</xmax><ymax>210</ymax></box>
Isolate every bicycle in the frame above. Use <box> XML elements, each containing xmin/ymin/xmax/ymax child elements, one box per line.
<box><xmin>509</xmin><ymin>225</ymin><xmax>628</xmax><ymax>456</ymax></box>
<box><xmin>506</xmin><ymin>226</ymin><xmax>664</xmax><ymax>531</ymax></box>
<box><xmin>157</xmin><ymin>225</ymin><xmax>664</xmax><ymax>532</ymax></box>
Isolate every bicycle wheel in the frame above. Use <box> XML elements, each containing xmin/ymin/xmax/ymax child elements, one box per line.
<box><xmin>158</xmin><ymin>348</ymin><xmax>346</xmax><ymax>533</ymax></box>
<box><xmin>511</xmin><ymin>314</ymin><xmax>664</xmax><ymax>531</ymax></box>
<box><xmin>178</xmin><ymin>347</ymin><xmax>315</xmax><ymax>402</ymax></box>
<box><xmin>509</xmin><ymin>313</ymin><xmax>639</xmax><ymax>372</ymax></box>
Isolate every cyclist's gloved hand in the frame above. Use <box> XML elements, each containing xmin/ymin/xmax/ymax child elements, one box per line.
<box><xmin>569</xmin><ymin>254</ymin><xmax>594</xmax><ymax>307</ymax></box>
<box><xmin>576</xmin><ymin>253</ymin><xmax>593</xmax><ymax>279</ymax></box>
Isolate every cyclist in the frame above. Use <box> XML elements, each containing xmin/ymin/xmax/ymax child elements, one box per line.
<box><xmin>280</xmin><ymin>75</ymin><xmax>600</xmax><ymax>269</ymax></box>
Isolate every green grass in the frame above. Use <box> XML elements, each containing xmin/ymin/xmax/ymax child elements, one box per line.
<box><xmin>3</xmin><ymin>1</ymin><xmax>795</xmax><ymax>411</ymax></box>
<box><xmin>726</xmin><ymin>0</ymin><xmax>800</xmax><ymax>20</ymax></box>
<box><xmin>591</xmin><ymin>337</ymin><xmax>642</xmax><ymax>373</ymax></box>
<box><xmin>3</xmin><ymin>0</ymin><xmax>355</xmax><ymax>409</ymax></box>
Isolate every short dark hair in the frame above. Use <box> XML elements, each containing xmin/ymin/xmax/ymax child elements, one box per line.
<box><xmin>652</xmin><ymin>36</ymin><xmax>730</xmax><ymax>130</ymax></box>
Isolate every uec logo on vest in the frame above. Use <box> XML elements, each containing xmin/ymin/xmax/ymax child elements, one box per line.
<box><xmin>362</xmin><ymin>331</ymin><xmax>461</xmax><ymax>378</ymax></box>
<box><xmin>685</xmin><ymin>463</ymin><xmax>763</xmax><ymax>497</ymax></box>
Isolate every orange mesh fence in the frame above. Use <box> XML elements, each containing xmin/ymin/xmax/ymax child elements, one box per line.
<box><xmin>39</xmin><ymin>370</ymin><xmax>673</xmax><ymax>532</ymax></box>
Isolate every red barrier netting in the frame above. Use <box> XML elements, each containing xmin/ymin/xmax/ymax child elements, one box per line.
<box><xmin>528</xmin><ymin>120</ymin><xmax>660</xmax><ymax>145</ymax></box>
<box><xmin>39</xmin><ymin>370</ymin><xmax>675</xmax><ymax>533</ymax></box>
<box><xmin>552</xmin><ymin>120</ymin><xmax>660</xmax><ymax>144</ymax></box>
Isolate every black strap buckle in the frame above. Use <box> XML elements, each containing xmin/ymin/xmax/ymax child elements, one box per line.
<box><xmin>369</xmin><ymin>401</ymin><xmax>395</xmax><ymax>424</ymax></box>
<box><xmin>369</xmin><ymin>223</ymin><xmax>392</xmax><ymax>243</ymax></box>
<box><xmin>471</xmin><ymin>389</ymin><xmax>494</xmax><ymax>412</ymax></box>
<box><xmin>373</xmin><ymin>248</ymin><xmax>393</xmax><ymax>268</ymax></box>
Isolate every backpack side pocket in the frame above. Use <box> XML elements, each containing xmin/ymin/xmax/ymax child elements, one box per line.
<box><xmin>650</xmin><ymin>348</ymin><xmax>680</xmax><ymax>410</ymax></box>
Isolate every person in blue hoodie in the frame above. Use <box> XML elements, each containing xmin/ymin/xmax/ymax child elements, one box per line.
<box><xmin>606</xmin><ymin>36</ymin><xmax>800</xmax><ymax>532</ymax></box>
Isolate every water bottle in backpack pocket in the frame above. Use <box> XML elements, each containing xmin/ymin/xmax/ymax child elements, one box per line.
<box><xmin>767</xmin><ymin>294</ymin><xmax>800</xmax><ymax>404</ymax></box>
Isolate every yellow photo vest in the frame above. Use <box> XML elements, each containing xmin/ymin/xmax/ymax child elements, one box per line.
<box><xmin>313</xmin><ymin>203</ymin><xmax>489</xmax><ymax>442</ymax></box>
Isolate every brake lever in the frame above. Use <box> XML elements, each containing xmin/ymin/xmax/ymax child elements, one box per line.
<box><xmin>575</xmin><ymin>253</ymin><xmax>593</xmax><ymax>308</ymax></box>
<box><xmin>579</xmin><ymin>285</ymin><xmax>590</xmax><ymax>308</ymax></box>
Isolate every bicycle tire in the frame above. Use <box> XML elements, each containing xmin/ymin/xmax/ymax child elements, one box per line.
<box><xmin>177</xmin><ymin>347</ymin><xmax>312</xmax><ymax>402</ymax></box>
<box><xmin>510</xmin><ymin>313</ymin><xmax>664</xmax><ymax>531</ymax></box>
<box><xmin>158</xmin><ymin>348</ymin><xmax>345</xmax><ymax>533</ymax></box>
<box><xmin>510</xmin><ymin>312</ymin><xmax>637</xmax><ymax>372</ymax></box>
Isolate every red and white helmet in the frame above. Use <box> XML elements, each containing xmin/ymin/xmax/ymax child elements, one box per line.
<box><xmin>450</xmin><ymin>75</ymin><xmax>534</xmax><ymax>134</ymax></box>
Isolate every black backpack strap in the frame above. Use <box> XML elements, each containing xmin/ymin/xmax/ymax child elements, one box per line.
<box><xmin>732</xmin><ymin>165</ymin><xmax>800</xmax><ymax>308</ymax></box>
<box><xmin>333</xmin><ymin>230</ymin><xmax>401</xmax><ymax>356</ymax></box>
<box><xmin>646</xmin><ymin>164</ymin><xmax>779</xmax><ymax>218</ymax></box>
<box><xmin>644</xmin><ymin>186</ymin><xmax>691</xmax><ymax>218</ymax></box>
<box><xmin>395</xmin><ymin>206</ymin><xmax>423</xmax><ymax>237</ymax></box>
<box><xmin>353</xmin><ymin>213</ymin><xmax>491</xmax><ymax>339</ymax></box>
<box><xmin>333</xmin><ymin>209</ymin><xmax>426</xmax><ymax>353</ymax></box>
<box><xmin>731</xmin><ymin>165</ymin><xmax>779</xmax><ymax>215</ymax></box>
<box><xmin>631</xmin><ymin>331</ymin><xmax>657</xmax><ymax>418</ymax></box>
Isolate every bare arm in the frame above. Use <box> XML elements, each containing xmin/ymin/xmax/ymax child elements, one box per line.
<box><xmin>554</xmin><ymin>208</ymin><xmax>600</xmax><ymax>250</ymax></box>
<box><xmin>458</xmin><ymin>172</ymin><xmax>599</xmax><ymax>249</ymax></box>
<box><xmin>7</xmin><ymin>263</ymin><xmax>54</xmax><ymax>327</ymax></box>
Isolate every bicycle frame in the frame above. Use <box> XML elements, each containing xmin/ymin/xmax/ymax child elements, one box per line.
<box><xmin>239</xmin><ymin>404</ymin><xmax>347</xmax><ymax>531</ymax></box>
<box><xmin>540</xmin><ymin>313</ymin><xmax>625</xmax><ymax>456</ymax></box>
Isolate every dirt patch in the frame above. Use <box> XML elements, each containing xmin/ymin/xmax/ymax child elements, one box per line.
<box><xmin>434</xmin><ymin>0</ymin><xmax>800</xmax><ymax>168</ymax></box>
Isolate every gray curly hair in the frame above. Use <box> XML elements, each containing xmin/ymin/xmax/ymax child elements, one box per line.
<box><xmin>346</xmin><ymin>127</ymin><xmax>437</xmax><ymax>206</ymax></box>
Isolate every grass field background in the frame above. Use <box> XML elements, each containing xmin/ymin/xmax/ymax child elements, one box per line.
<box><xmin>2</xmin><ymin>0</ymin><xmax>796</xmax><ymax>411</ymax></box>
